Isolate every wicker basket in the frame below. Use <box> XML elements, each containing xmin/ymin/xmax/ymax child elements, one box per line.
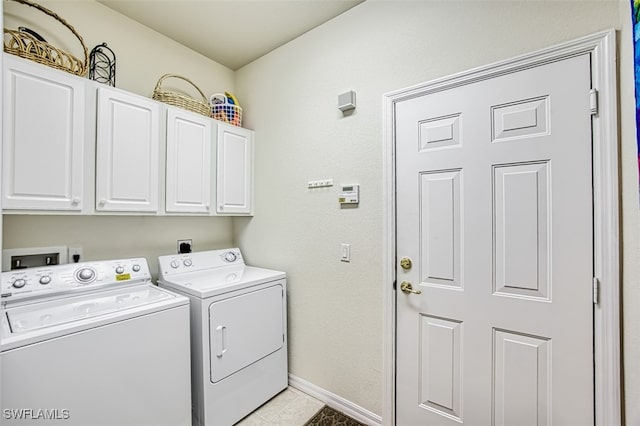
<box><xmin>3</xmin><ymin>0</ymin><xmax>88</xmax><ymax>76</ymax></box>
<box><xmin>152</xmin><ymin>74</ymin><xmax>211</xmax><ymax>117</ymax></box>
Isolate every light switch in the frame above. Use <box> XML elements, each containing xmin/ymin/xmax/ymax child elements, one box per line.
<box><xmin>308</xmin><ymin>179</ymin><xmax>333</xmax><ymax>189</ymax></box>
<box><xmin>341</xmin><ymin>243</ymin><xmax>351</xmax><ymax>262</ymax></box>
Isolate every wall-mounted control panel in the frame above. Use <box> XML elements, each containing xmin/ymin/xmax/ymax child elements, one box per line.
<box><xmin>339</xmin><ymin>185</ymin><xmax>359</xmax><ymax>204</ymax></box>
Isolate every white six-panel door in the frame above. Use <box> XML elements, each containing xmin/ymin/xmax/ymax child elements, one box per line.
<box><xmin>395</xmin><ymin>54</ymin><xmax>594</xmax><ymax>425</ymax></box>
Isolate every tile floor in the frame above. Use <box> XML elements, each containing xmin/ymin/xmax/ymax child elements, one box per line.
<box><xmin>236</xmin><ymin>387</ymin><xmax>325</xmax><ymax>426</ymax></box>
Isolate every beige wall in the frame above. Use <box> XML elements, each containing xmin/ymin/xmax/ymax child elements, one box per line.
<box><xmin>3</xmin><ymin>216</ymin><xmax>233</xmax><ymax>279</ymax></box>
<box><xmin>4</xmin><ymin>0</ymin><xmax>234</xmax><ymax>97</ymax></box>
<box><xmin>234</xmin><ymin>0</ymin><xmax>632</xmax><ymax>418</ymax></box>
<box><xmin>2</xmin><ymin>0</ymin><xmax>236</xmax><ymax>279</ymax></box>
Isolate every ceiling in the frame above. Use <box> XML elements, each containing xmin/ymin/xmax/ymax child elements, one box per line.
<box><xmin>96</xmin><ymin>0</ymin><xmax>364</xmax><ymax>70</ymax></box>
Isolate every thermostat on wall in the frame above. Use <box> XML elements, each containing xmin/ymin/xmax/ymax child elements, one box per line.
<box><xmin>339</xmin><ymin>185</ymin><xmax>359</xmax><ymax>204</ymax></box>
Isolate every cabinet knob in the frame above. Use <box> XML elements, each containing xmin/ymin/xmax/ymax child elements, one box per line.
<box><xmin>71</xmin><ymin>198</ymin><xmax>80</xmax><ymax>205</ymax></box>
<box><xmin>99</xmin><ymin>199</ymin><xmax>106</xmax><ymax>206</ymax></box>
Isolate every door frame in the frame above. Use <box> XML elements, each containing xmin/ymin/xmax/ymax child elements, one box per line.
<box><xmin>381</xmin><ymin>30</ymin><xmax>620</xmax><ymax>426</ymax></box>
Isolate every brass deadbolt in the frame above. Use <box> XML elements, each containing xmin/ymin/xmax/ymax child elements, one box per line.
<box><xmin>400</xmin><ymin>257</ymin><xmax>412</xmax><ymax>270</ymax></box>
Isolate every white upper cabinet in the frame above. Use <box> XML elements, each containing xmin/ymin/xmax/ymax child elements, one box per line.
<box><xmin>216</xmin><ymin>123</ymin><xmax>253</xmax><ymax>215</ymax></box>
<box><xmin>2</xmin><ymin>56</ymin><xmax>85</xmax><ymax>211</ymax></box>
<box><xmin>165</xmin><ymin>107</ymin><xmax>213</xmax><ymax>214</ymax></box>
<box><xmin>96</xmin><ymin>86</ymin><xmax>160</xmax><ymax>212</ymax></box>
<box><xmin>2</xmin><ymin>57</ymin><xmax>256</xmax><ymax>216</ymax></box>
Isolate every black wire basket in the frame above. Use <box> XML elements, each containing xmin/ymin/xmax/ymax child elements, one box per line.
<box><xmin>89</xmin><ymin>42</ymin><xmax>116</xmax><ymax>87</ymax></box>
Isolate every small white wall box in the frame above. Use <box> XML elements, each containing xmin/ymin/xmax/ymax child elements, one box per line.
<box><xmin>338</xmin><ymin>90</ymin><xmax>356</xmax><ymax>112</ymax></box>
<box><xmin>2</xmin><ymin>246</ymin><xmax>68</xmax><ymax>272</ymax></box>
<box><xmin>339</xmin><ymin>185</ymin><xmax>360</xmax><ymax>204</ymax></box>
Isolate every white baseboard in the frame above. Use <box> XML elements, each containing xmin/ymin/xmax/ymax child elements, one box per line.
<box><xmin>288</xmin><ymin>374</ymin><xmax>383</xmax><ymax>426</ymax></box>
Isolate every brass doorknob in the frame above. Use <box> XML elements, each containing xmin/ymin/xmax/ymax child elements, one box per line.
<box><xmin>400</xmin><ymin>281</ymin><xmax>422</xmax><ymax>295</ymax></box>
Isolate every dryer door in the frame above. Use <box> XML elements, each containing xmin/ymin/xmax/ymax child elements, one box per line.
<box><xmin>209</xmin><ymin>282</ymin><xmax>284</xmax><ymax>383</ymax></box>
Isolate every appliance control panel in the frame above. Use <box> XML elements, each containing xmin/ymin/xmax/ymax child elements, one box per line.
<box><xmin>158</xmin><ymin>248</ymin><xmax>243</xmax><ymax>278</ymax></box>
<box><xmin>1</xmin><ymin>258</ymin><xmax>151</xmax><ymax>301</ymax></box>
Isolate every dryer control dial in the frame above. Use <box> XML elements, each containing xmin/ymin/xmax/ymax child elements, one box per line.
<box><xmin>39</xmin><ymin>276</ymin><xmax>51</xmax><ymax>285</ymax></box>
<box><xmin>12</xmin><ymin>279</ymin><xmax>26</xmax><ymax>289</ymax></box>
<box><xmin>170</xmin><ymin>260</ymin><xmax>180</xmax><ymax>269</ymax></box>
<box><xmin>183</xmin><ymin>259</ymin><xmax>192</xmax><ymax>267</ymax></box>
<box><xmin>223</xmin><ymin>251</ymin><xmax>237</xmax><ymax>263</ymax></box>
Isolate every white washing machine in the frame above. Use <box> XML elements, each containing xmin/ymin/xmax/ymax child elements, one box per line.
<box><xmin>0</xmin><ymin>258</ymin><xmax>192</xmax><ymax>426</ymax></box>
<box><xmin>158</xmin><ymin>248</ymin><xmax>288</xmax><ymax>426</ymax></box>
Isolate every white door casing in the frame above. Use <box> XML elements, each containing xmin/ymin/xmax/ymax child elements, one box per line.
<box><xmin>382</xmin><ymin>30</ymin><xmax>619</xmax><ymax>426</ymax></box>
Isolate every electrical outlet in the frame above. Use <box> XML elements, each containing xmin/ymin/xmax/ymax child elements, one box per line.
<box><xmin>68</xmin><ymin>247</ymin><xmax>83</xmax><ymax>263</ymax></box>
<box><xmin>177</xmin><ymin>239</ymin><xmax>192</xmax><ymax>254</ymax></box>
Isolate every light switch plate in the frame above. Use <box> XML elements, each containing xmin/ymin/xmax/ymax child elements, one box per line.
<box><xmin>308</xmin><ymin>179</ymin><xmax>334</xmax><ymax>189</ymax></box>
<box><xmin>341</xmin><ymin>243</ymin><xmax>351</xmax><ymax>262</ymax></box>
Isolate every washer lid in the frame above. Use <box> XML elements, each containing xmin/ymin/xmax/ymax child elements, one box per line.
<box><xmin>159</xmin><ymin>265</ymin><xmax>285</xmax><ymax>298</ymax></box>
<box><xmin>6</xmin><ymin>285</ymin><xmax>175</xmax><ymax>335</ymax></box>
<box><xmin>1</xmin><ymin>284</ymin><xmax>188</xmax><ymax>351</ymax></box>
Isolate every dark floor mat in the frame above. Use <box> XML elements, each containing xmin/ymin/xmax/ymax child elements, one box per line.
<box><xmin>304</xmin><ymin>406</ymin><xmax>366</xmax><ymax>426</ymax></box>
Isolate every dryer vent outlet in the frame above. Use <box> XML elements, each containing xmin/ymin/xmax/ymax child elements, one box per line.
<box><xmin>178</xmin><ymin>240</ymin><xmax>192</xmax><ymax>254</ymax></box>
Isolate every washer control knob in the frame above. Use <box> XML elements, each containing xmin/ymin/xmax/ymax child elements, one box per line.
<box><xmin>77</xmin><ymin>268</ymin><xmax>96</xmax><ymax>282</ymax></box>
<box><xmin>170</xmin><ymin>260</ymin><xmax>180</xmax><ymax>269</ymax></box>
<box><xmin>183</xmin><ymin>259</ymin><xmax>192</xmax><ymax>267</ymax></box>
<box><xmin>12</xmin><ymin>279</ymin><xmax>26</xmax><ymax>289</ymax></box>
<box><xmin>132</xmin><ymin>264</ymin><xmax>141</xmax><ymax>272</ymax></box>
<box><xmin>115</xmin><ymin>266</ymin><xmax>125</xmax><ymax>274</ymax></box>
<box><xmin>39</xmin><ymin>276</ymin><xmax>51</xmax><ymax>285</ymax></box>
<box><xmin>223</xmin><ymin>252</ymin><xmax>237</xmax><ymax>263</ymax></box>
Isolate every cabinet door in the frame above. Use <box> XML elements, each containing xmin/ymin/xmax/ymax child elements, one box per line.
<box><xmin>96</xmin><ymin>87</ymin><xmax>160</xmax><ymax>212</ymax></box>
<box><xmin>2</xmin><ymin>57</ymin><xmax>85</xmax><ymax>211</ymax></box>
<box><xmin>216</xmin><ymin>123</ymin><xmax>253</xmax><ymax>215</ymax></box>
<box><xmin>165</xmin><ymin>107</ymin><xmax>212</xmax><ymax>213</ymax></box>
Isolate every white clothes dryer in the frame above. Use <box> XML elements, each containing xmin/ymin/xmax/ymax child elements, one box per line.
<box><xmin>0</xmin><ymin>258</ymin><xmax>191</xmax><ymax>426</ymax></box>
<box><xmin>158</xmin><ymin>248</ymin><xmax>288</xmax><ymax>426</ymax></box>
